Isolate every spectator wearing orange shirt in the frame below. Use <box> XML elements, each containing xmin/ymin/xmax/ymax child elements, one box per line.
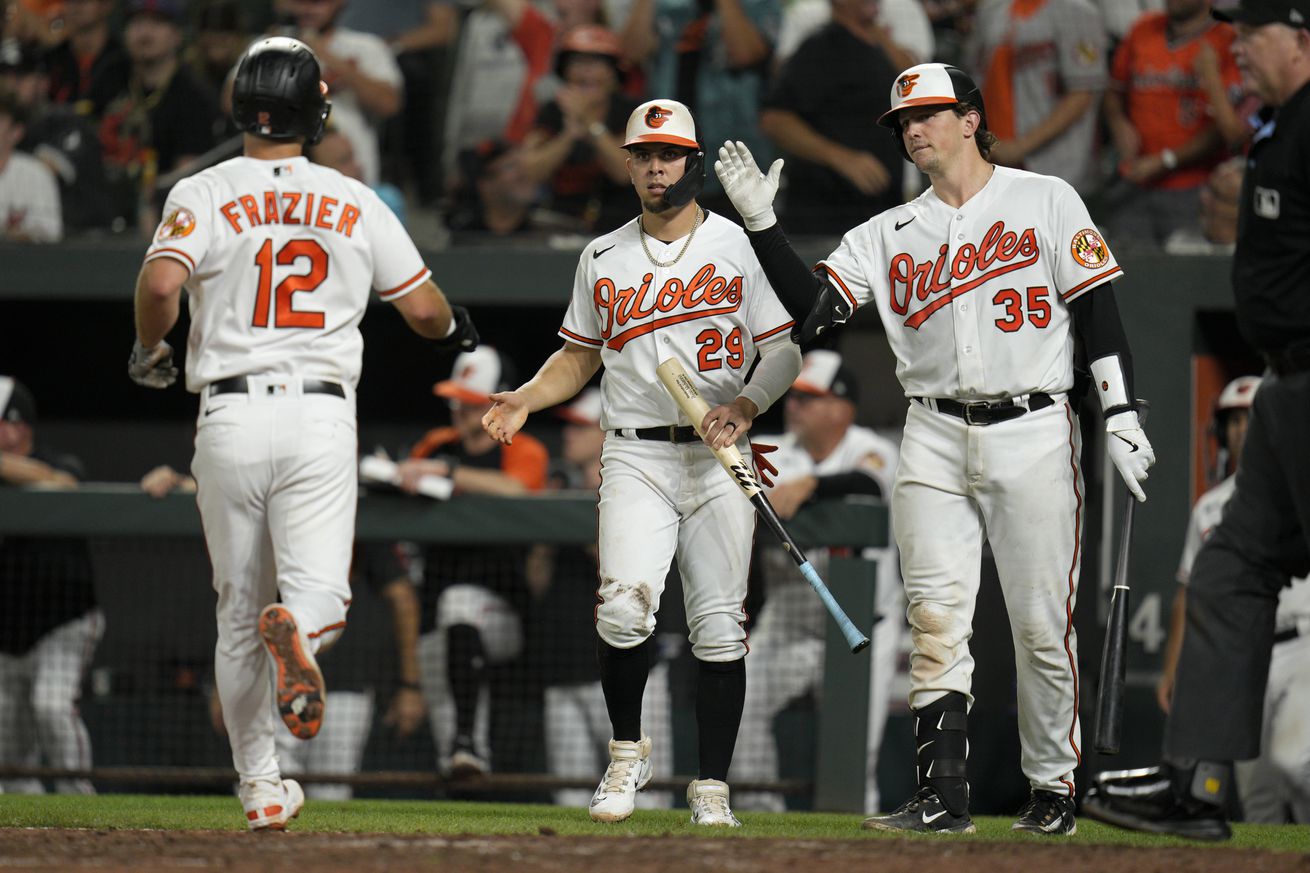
<box><xmin>1103</xmin><ymin>0</ymin><xmax>1243</xmax><ymax>244</ymax></box>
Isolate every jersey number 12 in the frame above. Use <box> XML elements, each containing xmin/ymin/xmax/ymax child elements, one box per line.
<box><xmin>252</xmin><ymin>238</ymin><xmax>328</xmax><ymax>329</ymax></box>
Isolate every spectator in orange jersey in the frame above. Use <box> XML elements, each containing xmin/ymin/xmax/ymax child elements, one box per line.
<box><xmin>1103</xmin><ymin>0</ymin><xmax>1243</xmax><ymax>245</ymax></box>
<box><xmin>394</xmin><ymin>346</ymin><xmax>549</xmax><ymax>778</ymax></box>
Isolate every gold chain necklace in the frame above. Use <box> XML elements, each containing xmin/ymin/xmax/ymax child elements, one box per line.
<box><xmin>639</xmin><ymin>207</ymin><xmax>703</xmax><ymax>268</ymax></box>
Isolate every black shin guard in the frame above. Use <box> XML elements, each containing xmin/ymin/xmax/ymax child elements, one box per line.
<box><xmin>446</xmin><ymin>624</ymin><xmax>485</xmax><ymax>739</ymax></box>
<box><xmin>598</xmin><ymin>637</ymin><xmax>653</xmax><ymax>742</ymax></box>
<box><xmin>696</xmin><ymin>657</ymin><xmax>746</xmax><ymax>782</ymax></box>
<box><xmin>915</xmin><ymin>691</ymin><xmax>969</xmax><ymax>816</ymax></box>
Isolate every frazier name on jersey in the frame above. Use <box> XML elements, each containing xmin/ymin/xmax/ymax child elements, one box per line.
<box><xmin>220</xmin><ymin>191</ymin><xmax>361</xmax><ymax>237</ymax></box>
<box><xmin>594</xmin><ymin>263</ymin><xmax>743</xmax><ymax>350</ymax></box>
<box><xmin>888</xmin><ymin>220</ymin><xmax>1039</xmax><ymax>330</ymax></box>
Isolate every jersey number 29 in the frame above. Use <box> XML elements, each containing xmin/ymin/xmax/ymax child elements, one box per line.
<box><xmin>251</xmin><ymin>238</ymin><xmax>328</xmax><ymax>329</ymax></box>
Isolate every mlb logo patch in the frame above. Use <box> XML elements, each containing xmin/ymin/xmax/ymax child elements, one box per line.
<box><xmin>1254</xmin><ymin>186</ymin><xmax>1280</xmax><ymax>219</ymax></box>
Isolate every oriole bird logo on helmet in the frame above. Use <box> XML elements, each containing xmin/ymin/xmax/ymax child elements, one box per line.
<box><xmin>645</xmin><ymin>105</ymin><xmax>670</xmax><ymax>128</ymax></box>
<box><xmin>895</xmin><ymin>74</ymin><xmax>921</xmax><ymax>98</ymax></box>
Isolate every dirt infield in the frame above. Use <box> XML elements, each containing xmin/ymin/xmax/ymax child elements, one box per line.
<box><xmin>2</xmin><ymin>829</ymin><xmax>1305</xmax><ymax>873</ymax></box>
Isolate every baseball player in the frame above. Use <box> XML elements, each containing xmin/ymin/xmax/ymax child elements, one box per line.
<box><xmin>126</xmin><ymin>37</ymin><xmax>477</xmax><ymax>830</ymax></box>
<box><xmin>481</xmin><ymin>99</ymin><xmax>801</xmax><ymax>826</ymax></box>
<box><xmin>729</xmin><ymin>351</ymin><xmax>903</xmax><ymax>814</ymax></box>
<box><xmin>395</xmin><ymin>347</ymin><xmax>549</xmax><ymax>778</ymax></box>
<box><xmin>715</xmin><ymin>63</ymin><xmax>1155</xmax><ymax>835</ymax></box>
<box><xmin>1158</xmin><ymin>376</ymin><xmax>1310</xmax><ymax>823</ymax></box>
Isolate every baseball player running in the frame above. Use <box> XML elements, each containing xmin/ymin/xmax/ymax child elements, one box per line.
<box><xmin>1158</xmin><ymin>376</ymin><xmax>1310</xmax><ymax>822</ymax></box>
<box><xmin>715</xmin><ymin>63</ymin><xmax>1155</xmax><ymax>835</ymax></box>
<box><xmin>482</xmin><ymin>99</ymin><xmax>801</xmax><ymax>827</ymax></box>
<box><xmin>127</xmin><ymin>37</ymin><xmax>477</xmax><ymax>830</ymax></box>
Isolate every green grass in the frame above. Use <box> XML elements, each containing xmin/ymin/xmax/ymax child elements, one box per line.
<box><xmin>1</xmin><ymin>795</ymin><xmax>1307</xmax><ymax>852</ymax></box>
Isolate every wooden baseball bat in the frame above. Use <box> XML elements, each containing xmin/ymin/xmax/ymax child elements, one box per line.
<box><xmin>1094</xmin><ymin>400</ymin><xmax>1149</xmax><ymax>755</ymax></box>
<box><xmin>656</xmin><ymin>358</ymin><xmax>870</xmax><ymax>654</ymax></box>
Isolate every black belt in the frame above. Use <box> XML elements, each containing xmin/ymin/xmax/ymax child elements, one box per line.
<box><xmin>913</xmin><ymin>393</ymin><xmax>1054</xmax><ymax>426</ymax></box>
<box><xmin>1273</xmin><ymin>627</ymin><xmax>1301</xmax><ymax>645</ymax></box>
<box><xmin>208</xmin><ymin>376</ymin><xmax>346</xmax><ymax>399</ymax></box>
<box><xmin>612</xmin><ymin>425</ymin><xmax>701</xmax><ymax>443</ymax></box>
<box><xmin>1263</xmin><ymin>345</ymin><xmax>1310</xmax><ymax>377</ymax></box>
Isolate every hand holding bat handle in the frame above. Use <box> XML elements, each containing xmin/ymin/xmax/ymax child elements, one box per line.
<box><xmin>1094</xmin><ymin>400</ymin><xmax>1149</xmax><ymax>754</ymax></box>
<box><xmin>655</xmin><ymin>358</ymin><xmax>870</xmax><ymax>654</ymax></box>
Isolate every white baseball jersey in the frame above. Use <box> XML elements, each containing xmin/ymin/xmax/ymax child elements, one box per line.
<box><xmin>145</xmin><ymin>156</ymin><xmax>430</xmax><ymax>393</ymax></box>
<box><xmin>0</xmin><ymin>151</ymin><xmax>62</xmax><ymax>243</ymax></box>
<box><xmin>559</xmin><ymin>211</ymin><xmax>795</xmax><ymax>428</ymax></box>
<box><xmin>819</xmin><ymin>166</ymin><xmax>1121</xmax><ymax>400</ymax></box>
<box><xmin>1177</xmin><ymin>476</ymin><xmax>1310</xmax><ymax>634</ymax></box>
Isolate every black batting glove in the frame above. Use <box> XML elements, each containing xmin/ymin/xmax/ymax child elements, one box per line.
<box><xmin>434</xmin><ymin>304</ymin><xmax>479</xmax><ymax>352</ymax></box>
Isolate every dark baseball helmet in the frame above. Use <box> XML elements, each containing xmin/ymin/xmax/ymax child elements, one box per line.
<box><xmin>232</xmin><ymin>37</ymin><xmax>331</xmax><ymax>145</ymax></box>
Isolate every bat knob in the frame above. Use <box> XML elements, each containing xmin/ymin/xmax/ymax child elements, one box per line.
<box><xmin>851</xmin><ymin>637</ymin><xmax>871</xmax><ymax>654</ymax></box>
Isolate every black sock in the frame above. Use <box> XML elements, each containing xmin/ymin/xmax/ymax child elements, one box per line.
<box><xmin>447</xmin><ymin>624</ymin><xmax>485</xmax><ymax>740</ymax></box>
<box><xmin>598</xmin><ymin>637</ymin><xmax>652</xmax><ymax>742</ymax></box>
<box><xmin>696</xmin><ymin>657</ymin><xmax>746</xmax><ymax>782</ymax></box>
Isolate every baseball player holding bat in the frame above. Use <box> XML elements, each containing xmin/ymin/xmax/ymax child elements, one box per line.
<box><xmin>127</xmin><ymin>38</ymin><xmax>477</xmax><ymax>830</ymax></box>
<box><xmin>715</xmin><ymin>62</ymin><xmax>1156</xmax><ymax>835</ymax></box>
<box><xmin>482</xmin><ymin>99</ymin><xmax>801</xmax><ymax>826</ymax></box>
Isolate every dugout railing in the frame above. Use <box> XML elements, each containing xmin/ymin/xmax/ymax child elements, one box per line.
<box><xmin>0</xmin><ymin>486</ymin><xmax>886</xmax><ymax>812</ymax></box>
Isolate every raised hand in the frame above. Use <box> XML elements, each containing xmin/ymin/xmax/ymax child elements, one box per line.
<box><xmin>714</xmin><ymin>140</ymin><xmax>783</xmax><ymax>231</ymax></box>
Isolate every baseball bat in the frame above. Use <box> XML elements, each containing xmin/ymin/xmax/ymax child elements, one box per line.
<box><xmin>1093</xmin><ymin>400</ymin><xmax>1149</xmax><ymax>755</ymax></box>
<box><xmin>655</xmin><ymin>358</ymin><xmax>871</xmax><ymax>654</ymax></box>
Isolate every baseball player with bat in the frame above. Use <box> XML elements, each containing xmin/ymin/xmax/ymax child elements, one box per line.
<box><xmin>482</xmin><ymin>99</ymin><xmax>801</xmax><ymax>826</ymax></box>
<box><xmin>127</xmin><ymin>38</ymin><xmax>477</xmax><ymax>830</ymax></box>
<box><xmin>714</xmin><ymin>62</ymin><xmax>1156</xmax><ymax>835</ymax></box>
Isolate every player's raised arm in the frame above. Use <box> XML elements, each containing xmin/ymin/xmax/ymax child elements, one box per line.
<box><xmin>482</xmin><ymin>342</ymin><xmax>602</xmax><ymax>445</ymax></box>
<box><xmin>715</xmin><ymin>142</ymin><xmax>850</xmax><ymax>342</ymax></box>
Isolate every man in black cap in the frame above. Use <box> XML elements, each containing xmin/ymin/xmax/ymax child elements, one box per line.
<box><xmin>1084</xmin><ymin>0</ymin><xmax>1310</xmax><ymax>840</ymax></box>
<box><xmin>0</xmin><ymin>376</ymin><xmax>103</xmax><ymax>795</ymax></box>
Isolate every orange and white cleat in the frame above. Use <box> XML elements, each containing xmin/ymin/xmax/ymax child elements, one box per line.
<box><xmin>259</xmin><ymin>604</ymin><xmax>325</xmax><ymax>739</ymax></box>
<box><xmin>241</xmin><ymin>777</ymin><xmax>305</xmax><ymax>832</ymax></box>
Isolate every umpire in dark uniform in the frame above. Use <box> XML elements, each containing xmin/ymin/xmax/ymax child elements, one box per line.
<box><xmin>1084</xmin><ymin>0</ymin><xmax>1310</xmax><ymax>840</ymax></box>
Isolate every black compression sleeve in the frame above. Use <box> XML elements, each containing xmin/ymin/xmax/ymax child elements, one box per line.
<box><xmin>812</xmin><ymin>470</ymin><xmax>883</xmax><ymax>500</ymax></box>
<box><xmin>746</xmin><ymin>223</ymin><xmax>827</xmax><ymax>323</ymax></box>
<box><xmin>1069</xmin><ymin>284</ymin><xmax>1136</xmax><ymax>407</ymax></box>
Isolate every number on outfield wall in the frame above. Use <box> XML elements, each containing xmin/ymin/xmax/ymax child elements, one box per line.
<box><xmin>696</xmin><ymin>326</ymin><xmax>745</xmax><ymax>371</ymax></box>
<box><xmin>252</xmin><ymin>238</ymin><xmax>328</xmax><ymax>329</ymax></box>
<box><xmin>1129</xmin><ymin>592</ymin><xmax>1166</xmax><ymax>654</ymax></box>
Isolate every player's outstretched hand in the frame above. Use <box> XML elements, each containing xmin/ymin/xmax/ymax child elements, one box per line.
<box><xmin>483</xmin><ymin>391</ymin><xmax>529</xmax><ymax>446</ymax></box>
<box><xmin>1106</xmin><ymin>411</ymin><xmax>1156</xmax><ymax>502</ymax></box>
<box><xmin>715</xmin><ymin>141</ymin><xmax>783</xmax><ymax>232</ymax></box>
<box><xmin>128</xmin><ymin>339</ymin><xmax>178</xmax><ymax>389</ymax></box>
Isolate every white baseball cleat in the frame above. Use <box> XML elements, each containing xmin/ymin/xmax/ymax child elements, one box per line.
<box><xmin>588</xmin><ymin>735</ymin><xmax>653</xmax><ymax>822</ymax></box>
<box><xmin>687</xmin><ymin>779</ymin><xmax>742</xmax><ymax>827</ymax></box>
<box><xmin>240</xmin><ymin>778</ymin><xmax>305</xmax><ymax>832</ymax></box>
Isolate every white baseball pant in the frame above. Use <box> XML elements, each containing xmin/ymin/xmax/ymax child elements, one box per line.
<box><xmin>193</xmin><ymin>378</ymin><xmax>357</xmax><ymax>783</ymax></box>
<box><xmin>1236</xmin><ymin>631</ymin><xmax>1310</xmax><ymax>823</ymax></box>
<box><xmin>893</xmin><ymin>398</ymin><xmax>1084</xmax><ymax>795</ymax></box>
<box><xmin>0</xmin><ymin>610</ymin><xmax>103</xmax><ymax>794</ymax></box>
<box><xmin>594</xmin><ymin>436</ymin><xmax>754</xmax><ymax>661</ymax></box>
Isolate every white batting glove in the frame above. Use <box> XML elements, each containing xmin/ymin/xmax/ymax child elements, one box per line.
<box><xmin>128</xmin><ymin>338</ymin><xmax>178</xmax><ymax>389</ymax></box>
<box><xmin>715</xmin><ymin>141</ymin><xmax>783</xmax><ymax>232</ymax></box>
<box><xmin>1106</xmin><ymin>411</ymin><xmax>1155</xmax><ymax>502</ymax></box>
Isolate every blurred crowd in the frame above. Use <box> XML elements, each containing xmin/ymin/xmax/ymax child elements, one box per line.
<box><xmin>0</xmin><ymin>0</ymin><xmax>1252</xmax><ymax>248</ymax></box>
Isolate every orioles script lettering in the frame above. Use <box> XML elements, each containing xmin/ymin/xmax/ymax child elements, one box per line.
<box><xmin>594</xmin><ymin>264</ymin><xmax>743</xmax><ymax>350</ymax></box>
<box><xmin>889</xmin><ymin>220</ymin><xmax>1039</xmax><ymax>330</ymax></box>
